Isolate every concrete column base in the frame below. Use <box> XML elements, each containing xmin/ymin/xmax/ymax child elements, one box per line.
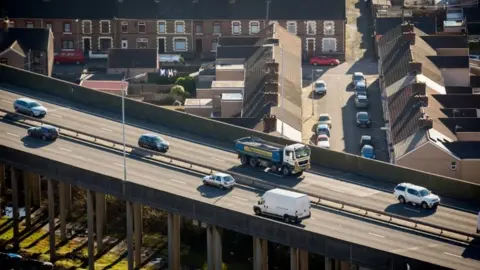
<box><xmin>11</xmin><ymin>167</ymin><xmax>20</xmax><ymax>250</ymax></box>
<box><xmin>126</xmin><ymin>201</ymin><xmax>134</xmax><ymax>270</ymax></box>
<box><xmin>59</xmin><ymin>181</ymin><xmax>67</xmax><ymax>241</ymax></box>
<box><xmin>253</xmin><ymin>237</ymin><xmax>268</xmax><ymax>270</ymax></box>
<box><xmin>207</xmin><ymin>225</ymin><xmax>222</xmax><ymax>270</ymax></box>
<box><xmin>133</xmin><ymin>203</ymin><xmax>142</xmax><ymax>268</ymax></box>
<box><xmin>168</xmin><ymin>213</ymin><xmax>181</xmax><ymax>270</ymax></box>
<box><xmin>299</xmin><ymin>249</ymin><xmax>308</xmax><ymax>270</ymax></box>
<box><xmin>47</xmin><ymin>178</ymin><xmax>56</xmax><ymax>262</ymax></box>
<box><xmin>95</xmin><ymin>192</ymin><xmax>105</xmax><ymax>252</ymax></box>
<box><xmin>290</xmin><ymin>247</ymin><xmax>298</xmax><ymax>270</ymax></box>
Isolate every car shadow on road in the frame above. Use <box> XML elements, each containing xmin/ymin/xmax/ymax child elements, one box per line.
<box><xmin>196</xmin><ymin>184</ymin><xmax>232</xmax><ymax>198</ymax></box>
<box><xmin>21</xmin><ymin>136</ymin><xmax>54</xmax><ymax>148</ymax></box>
<box><xmin>227</xmin><ymin>166</ymin><xmax>304</xmax><ymax>188</ymax></box>
<box><xmin>307</xmin><ymin>91</ymin><xmax>326</xmax><ymax>100</ymax></box>
<box><xmin>341</xmin><ymin>95</ymin><xmax>361</xmax><ymax>155</ymax></box>
<box><xmin>384</xmin><ymin>204</ymin><xmax>437</xmax><ymax>218</ymax></box>
<box><xmin>462</xmin><ymin>238</ymin><xmax>480</xmax><ymax>260</ymax></box>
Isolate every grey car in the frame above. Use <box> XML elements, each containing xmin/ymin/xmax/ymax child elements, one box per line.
<box><xmin>13</xmin><ymin>98</ymin><xmax>48</xmax><ymax>117</ymax></box>
<box><xmin>355</xmin><ymin>95</ymin><xmax>369</xmax><ymax>108</ymax></box>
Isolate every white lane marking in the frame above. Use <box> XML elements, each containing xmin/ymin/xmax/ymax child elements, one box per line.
<box><xmin>1</xmin><ymin>99</ymin><xmax>12</xmax><ymax>104</ymax></box>
<box><xmin>232</xmin><ymin>196</ymin><xmax>248</xmax><ymax>201</ymax></box>
<box><xmin>7</xmin><ymin>132</ymin><xmax>19</xmax><ymax>137</ymax></box>
<box><xmin>404</xmin><ymin>207</ymin><xmax>420</xmax><ymax>213</ymax></box>
<box><xmin>71</xmin><ymin>155</ymin><xmax>84</xmax><ymax>160</ymax></box>
<box><xmin>101</xmin><ymin>127</ymin><xmax>113</xmax><ymax>132</ymax></box>
<box><xmin>51</xmin><ymin>113</ymin><xmax>63</xmax><ymax>118</ymax></box>
<box><xmin>211</xmin><ymin>157</ymin><xmax>226</xmax><ymax>162</ymax></box>
<box><xmin>58</xmin><ymin>147</ymin><xmax>71</xmax><ymax>152</ymax></box>
<box><xmin>171</xmin><ymin>179</ymin><xmax>186</xmax><ymax>185</ymax></box>
<box><xmin>443</xmin><ymin>252</ymin><xmax>463</xmax><ymax>259</ymax></box>
<box><xmin>114</xmin><ymin>163</ymin><xmax>124</xmax><ymax>167</ymax></box>
<box><xmin>311</xmin><ymin>217</ymin><xmax>316</xmax><ymax>220</ymax></box>
<box><xmin>368</xmin><ymin>232</ymin><xmax>385</xmax><ymax>238</ymax></box>
<box><xmin>391</xmin><ymin>243</ymin><xmax>437</xmax><ymax>253</ymax></box>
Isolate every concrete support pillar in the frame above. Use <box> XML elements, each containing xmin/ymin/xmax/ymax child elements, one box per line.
<box><xmin>126</xmin><ymin>201</ymin><xmax>134</xmax><ymax>270</ymax></box>
<box><xmin>133</xmin><ymin>203</ymin><xmax>142</xmax><ymax>268</ymax></box>
<box><xmin>11</xmin><ymin>167</ymin><xmax>20</xmax><ymax>250</ymax></box>
<box><xmin>24</xmin><ymin>172</ymin><xmax>32</xmax><ymax>229</ymax></box>
<box><xmin>95</xmin><ymin>192</ymin><xmax>105</xmax><ymax>252</ymax></box>
<box><xmin>299</xmin><ymin>249</ymin><xmax>308</xmax><ymax>270</ymax></box>
<box><xmin>0</xmin><ymin>165</ymin><xmax>5</xmax><ymax>211</ymax></box>
<box><xmin>47</xmin><ymin>178</ymin><xmax>56</xmax><ymax>262</ymax></box>
<box><xmin>86</xmin><ymin>190</ymin><xmax>95</xmax><ymax>270</ymax></box>
<box><xmin>37</xmin><ymin>175</ymin><xmax>43</xmax><ymax>207</ymax></box>
<box><xmin>59</xmin><ymin>182</ymin><xmax>67</xmax><ymax>241</ymax></box>
<box><xmin>31</xmin><ymin>174</ymin><xmax>40</xmax><ymax>207</ymax></box>
<box><xmin>253</xmin><ymin>237</ymin><xmax>268</xmax><ymax>270</ymax></box>
<box><xmin>206</xmin><ymin>225</ymin><xmax>222</xmax><ymax>270</ymax></box>
<box><xmin>290</xmin><ymin>247</ymin><xmax>299</xmax><ymax>270</ymax></box>
<box><xmin>340</xmin><ymin>261</ymin><xmax>352</xmax><ymax>270</ymax></box>
<box><xmin>325</xmin><ymin>257</ymin><xmax>332</xmax><ymax>270</ymax></box>
<box><xmin>168</xmin><ymin>213</ymin><xmax>181</xmax><ymax>270</ymax></box>
<box><xmin>334</xmin><ymin>259</ymin><xmax>340</xmax><ymax>270</ymax></box>
<box><xmin>65</xmin><ymin>183</ymin><xmax>72</xmax><ymax>213</ymax></box>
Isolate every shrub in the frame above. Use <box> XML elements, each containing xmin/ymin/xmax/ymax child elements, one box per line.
<box><xmin>153</xmin><ymin>93</ymin><xmax>185</xmax><ymax>106</ymax></box>
<box><xmin>170</xmin><ymin>85</ymin><xmax>189</xmax><ymax>98</ymax></box>
<box><xmin>175</xmin><ymin>76</ymin><xmax>196</xmax><ymax>96</ymax></box>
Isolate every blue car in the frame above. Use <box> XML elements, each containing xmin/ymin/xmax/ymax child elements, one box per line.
<box><xmin>361</xmin><ymin>144</ymin><xmax>376</xmax><ymax>159</ymax></box>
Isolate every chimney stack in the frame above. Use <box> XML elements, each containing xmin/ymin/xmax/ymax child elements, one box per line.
<box><xmin>2</xmin><ymin>17</ymin><xmax>9</xmax><ymax>32</ymax></box>
<box><xmin>411</xmin><ymin>82</ymin><xmax>426</xmax><ymax>96</ymax></box>
<box><xmin>401</xmin><ymin>23</ymin><xmax>414</xmax><ymax>33</ymax></box>
<box><xmin>418</xmin><ymin>112</ymin><xmax>433</xmax><ymax>130</ymax></box>
<box><xmin>409</xmin><ymin>61</ymin><xmax>422</xmax><ymax>75</ymax></box>
<box><xmin>263</xmin><ymin>114</ymin><xmax>277</xmax><ymax>133</ymax></box>
<box><xmin>401</xmin><ymin>23</ymin><xmax>415</xmax><ymax>45</ymax></box>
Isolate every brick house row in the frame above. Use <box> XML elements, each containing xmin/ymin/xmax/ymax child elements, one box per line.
<box><xmin>2</xmin><ymin>0</ymin><xmax>346</xmax><ymax>60</ymax></box>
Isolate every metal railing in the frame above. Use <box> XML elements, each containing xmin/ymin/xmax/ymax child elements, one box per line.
<box><xmin>0</xmin><ymin>108</ymin><xmax>477</xmax><ymax>244</ymax></box>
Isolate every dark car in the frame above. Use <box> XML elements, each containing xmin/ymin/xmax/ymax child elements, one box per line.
<box><xmin>138</xmin><ymin>133</ymin><xmax>170</xmax><ymax>153</ymax></box>
<box><xmin>360</xmin><ymin>135</ymin><xmax>373</xmax><ymax>148</ymax></box>
<box><xmin>356</xmin><ymin>112</ymin><xmax>371</xmax><ymax>128</ymax></box>
<box><xmin>27</xmin><ymin>125</ymin><xmax>59</xmax><ymax>141</ymax></box>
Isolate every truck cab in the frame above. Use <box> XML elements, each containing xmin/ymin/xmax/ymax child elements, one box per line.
<box><xmin>283</xmin><ymin>143</ymin><xmax>311</xmax><ymax>174</ymax></box>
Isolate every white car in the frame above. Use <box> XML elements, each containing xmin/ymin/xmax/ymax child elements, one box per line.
<box><xmin>202</xmin><ymin>172</ymin><xmax>236</xmax><ymax>189</ymax></box>
<box><xmin>393</xmin><ymin>183</ymin><xmax>440</xmax><ymax>209</ymax></box>
<box><xmin>313</xmin><ymin>80</ymin><xmax>327</xmax><ymax>95</ymax></box>
<box><xmin>318</xmin><ymin>113</ymin><xmax>331</xmax><ymax>128</ymax></box>
<box><xmin>316</xmin><ymin>135</ymin><xmax>330</xmax><ymax>149</ymax></box>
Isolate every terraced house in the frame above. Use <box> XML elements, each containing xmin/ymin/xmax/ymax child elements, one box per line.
<box><xmin>2</xmin><ymin>0</ymin><xmax>346</xmax><ymax>61</ymax></box>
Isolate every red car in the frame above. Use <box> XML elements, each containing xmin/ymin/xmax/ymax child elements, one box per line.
<box><xmin>309</xmin><ymin>56</ymin><xmax>340</xmax><ymax>66</ymax></box>
<box><xmin>54</xmin><ymin>50</ymin><xmax>85</xmax><ymax>64</ymax></box>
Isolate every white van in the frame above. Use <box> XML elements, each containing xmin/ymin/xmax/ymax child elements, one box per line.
<box><xmin>253</xmin><ymin>188</ymin><xmax>311</xmax><ymax>224</ymax></box>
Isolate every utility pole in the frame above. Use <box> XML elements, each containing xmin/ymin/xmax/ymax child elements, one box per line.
<box><xmin>265</xmin><ymin>0</ymin><xmax>272</xmax><ymax>28</ymax></box>
<box><xmin>27</xmin><ymin>50</ymin><xmax>31</xmax><ymax>71</ymax></box>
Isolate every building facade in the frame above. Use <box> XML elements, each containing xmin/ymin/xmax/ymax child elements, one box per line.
<box><xmin>2</xmin><ymin>0</ymin><xmax>346</xmax><ymax>61</ymax></box>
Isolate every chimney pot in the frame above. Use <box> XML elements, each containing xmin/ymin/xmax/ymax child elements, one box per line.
<box><xmin>401</xmin><ymin>23</ymin><xmax>414</xmax><ymax>33</ymax></box>
<box><xmin>403</xmin><ymin>31</ymin><xmax>416</xmax><ymax>44</ymax></box>
<box><xmin>409</xmin><ymin>62</ymin><xmax>422</xmax><ymax>75</ymax></box>
<box><xmin>411</xmin><ymin>82</ymin><xmax>426</xmax><ymax>96</ymax></box>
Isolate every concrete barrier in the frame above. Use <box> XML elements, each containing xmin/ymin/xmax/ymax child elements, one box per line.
<box><xmin>1</xmin><ymin>64</ymin><xmax>480</xmax><ymax>202</ymax></box>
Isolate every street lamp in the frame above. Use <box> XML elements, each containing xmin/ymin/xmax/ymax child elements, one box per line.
<box><xmin>310</xmin><ymin>69</ymin><xmax>323</xmax><ymax>116</ymax></box>
<box><xmin>280</xmin><ymin>44</ymin><xmax>285</xmax><ymax>137</ymax></box>
<box><xmin>75</xmin><ymin>19</ymin><xmax>79</xmax><ymax>50</ymax></box>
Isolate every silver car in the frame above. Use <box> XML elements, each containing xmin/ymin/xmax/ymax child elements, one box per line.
<box><xmin>13</xmin><ymin>98</ymin><xmax>47</xmax><ymax>117</ymax></box>
<box><xmin>313</xmin><ymin>80</ymin><xmax>327</xmax><ymax>95</ymax></box>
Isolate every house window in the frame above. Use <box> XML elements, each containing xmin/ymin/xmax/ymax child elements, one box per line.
<box><xmin>33</xmin><ymin>52</ymin><xmax>41</xmax><ymax>65</ymax></box>
<box><xmin>213</xmin><ymin>22</ymin><xmax>221</xmax><ymax>34</ymax></box>
<box><xmin>195</xmin><ymin>23</ymin><xmax>203</xmax><ymax>34</ymax></box>
<box><xmin>232</xmin><ymin>21</ymin><xmax>241</xmax><ymax>35</ymax></box>
<box><xmin>25</xmin><ymin>21</ymin><xmax>34</xmax><ymax>28</ymax></box>
<box><xmin>175</xmin><ymin>21</ymin><xmax>185</xmax><ymax>33</ymax></box>
<box><xmin>121</xmin><ymin>21</ymin><xmax>128</xmax><ymax>33</ymax></box>
<box><xmin>249</xmin><ymin>21</ymin><xmax>260</xmax><ymax>35</ymax></box>
<box><xmin>82</xmin><ymin>20</ymin><xmax>92</xmax><ymax>34</ymax></box>
<box><xmin>0</xmin><ymin>58</ymin><xmax>7</xmax><ymax>64</ymax></box>
<box><xmin>100</xmin><ymin>20</ymin><xmax>110</xmax><ymax>34</ymax></box>
<box><xmin>173</xmin><ymin>37</ymin><xmax>187</xmax><ymax>51</ymax></box>
<box><xmin>211</xmin><ymin>39</ymin><xmax>218</xmax><ymax>51</ymax></box>
<box><xmin>138</xmin><ymin>22</ymin><xmax>146</xmax><ymax>33</ymax></box>
<box><xmin>286</xmin><ymin>21</ymin><xmax>297</xmax><ymax>35</ymax></box>
<box><xmin>321</xmin><ymin>38</ymin><xmax>337</xmax><ymax>52</ymax></box>
<box><xmin>323</xmin><ymin>21</ymin><xmax>335</xmax><ymax>35</ymax></box>
<box><xmin>99</xmin><ymin>38</ymin><xmax>112</xmax><ymax>51</ymax></box>
<box><xmin>306</xmin><ymin>21</ymin><xmax>316</xmax><ymax>35</ymax></box>
<box><xmin>157</xmin><ymin>21</ymin><xmax>166</xmax><ymax>33</ymax></box>
<box><xmin>63</xmin><ymin>22</ymin><xmax>72</xmax><ymax>33</ymax></box>
<box><xmin>136</xmin><ymin>38</ymin><xmax>148</xmax><ymax>48</ymax></box>
<box><xmin>61</xmin><ymin>40</ymin><xmax>74</xmax><ymax>49</ymax></box>
<box><xmin>45</xmin><ymin>22</ymin><xmax>53</xmax><ymax>30</ymax></box>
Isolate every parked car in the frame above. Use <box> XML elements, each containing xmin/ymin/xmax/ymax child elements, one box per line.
<box><xmin>138</xmin><ymin>134</ymin><xmax>170</xmax><ymax>153</ymax></box>
<box><xmin>253</xmin><ymin>188</ymin><xmax>311</xmax><ymax>224</ymax></box>
<box><xmin>313</xmin><ymin>80</ymin><xmax>327</xmax><ymax>95</ymax></box>
<box><xmin>316</xmin><ymin>123</ymin><xmax>330</xmax><ymax>137</ymax></box>
<box><xmin>351</xmin><ymin>72</ymin><xmax>366</xmax><ymax>87</ymax></box>
<box><xmin>469</xmin><ymin>54</ymin><xmax>480</xmax><ymax>60</ymax></box>
<box><xmin>360</xmin><ymin>144</ymin><xmax>375</xmax><ymax>159</ymax></box>
<box><xmin>309</xmin><ymin>56</ymin><xmax>340</xmax><ymax>66</ymax></box>
<box><xmin>13</xmin><ymin>97</ymin><xmax>47</xmax><ymax>117</ymax></box>
<box><xmin>27</xmin><ymin>125</ymin><xmax>59</xmax><ymax>141</ymax></box>
<box><xmin>202</xmin><ymin>172</ymin><xmax>236</xmax><ymax>190</ymax></box>
<box><xmin>54</xmin><ymin>49</ymin><xmax>85</xmax><ymax>64</ymax></box>
<box><xmin>360</xmin><ymin>135</ymin><xmax>373</xmax><ymax>148</ymax></box>
<box><xmin>354</xmin><ymin>81</ymin><xmax>368</xmax><ymax>96</ymax></box>
<box><xmin>316</xmin><ymin>135</ymin><xmax>330</xmax><ymax>149</ymax></box>
<box><xmin>317</xmin><ymin>113</ymin><xmax>332</xmax><ymax>128</ymax></box>
<box><xmin>393</xmin><ymin>183</ymin><xmax>440</xmax><ymax>209</ymax></box>
<box><xmin>356</xmin><ymin>112</ymin><xmax>371</xmax><ymax>128</ymax></box>
<box><xmin>355</xmin><ymin>94</ymin><xmax>369</xmax><ymax>108</ymax></box>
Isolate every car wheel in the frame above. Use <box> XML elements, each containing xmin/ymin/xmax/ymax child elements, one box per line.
<box><xmin>203</xmin><ymin>180</ymin><xmax>207</xmax><ymax>185</ymax></box>
<box><xmin>14</xmin><ymin>106</ymin><xmax>19</xmax><ymax>112</ymax></box>
<box><xmin>42</xmin><ymin>135</ymin><xmax>47</xmax><ymax>141</ymax></box>
<box><xmin>282</xmin><ymin>166</ymin><xmax>290</xmax><ymax>176</ymax></box>
<box><xmin>313</xmin><ymin>63</ymin><xmax>318</xmax><ymax>66</ymax></box>
<box><xmin>330</xmin><ymin>62</ymin><xmax>335</xmax><ymax>66</ymax></box>
<box><xmin>283</xmin><ymin>215</ymin><xmax>290</xmax><ymax>223</ymax></box>
<box><xmin>421</xmin><ymin>202</ymin><xmax>428</xmax><ymax>209</ymax></box>
<box><xmin>29</xmin><ymin>111</ymin><xmax>35</xmax><ymax>117</ymax></box>
<box><xmin>219</xmin><ymin>185</ymin><xmax>225</xmax><ymax>190</ymax></box>
<box><xmin>398</xmin><ymin>196</ymin><xmax>406</xmax><ymax>204</ymax></box>
<box><xmin>254</xmin><ymin>208</ymin><xmax>261</xmax><ymax>215</ymax></box>
<box><xmin>240</xmin><ymin>155</ymin><xmax>249</xmax><ymax>165</ymax></box>
<box><xmin>27</xmin><ymin>131</ymin><xmax>32</xmax><ymax>137</ymax></box>
<box><xmin>249</xmin><ymin>157</ymin><xmax>258</xmax><ymax>168</ymax></box>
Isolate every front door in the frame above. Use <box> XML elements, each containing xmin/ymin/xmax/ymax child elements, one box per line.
<box><xmin>83</xmin><ymin>38</ymin><xmax>90</xmax><ymax>54</ymax></box>
<box><xmin>195</xmin><ymin>39</ymin><xmax>203</xmax><ymax>54</ymax></box>
<box><xmin>307</xmin><ymin>39</ymin><xmax>315</xmax><ymax>59</ymax></box>
<box><xmin>157</xmin><ymin>38</ymin><xmax>165</xmax><ymax>54</ymax></box>
<box><xmin>121</xmin><ymin>39</ymin><xmax>128</xmax><ymax>49</ymax></box>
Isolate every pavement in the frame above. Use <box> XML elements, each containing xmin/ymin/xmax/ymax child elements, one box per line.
<box><xmin>1</xmin><ymin>120</ymin><xmax>480</xmax><ymax>270</ymax></box>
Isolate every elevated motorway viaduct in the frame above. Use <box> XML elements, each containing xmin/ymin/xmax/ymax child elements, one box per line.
<box><xmin>1</xmin><ymin>121</ymin><xmax>479</xmax><ymax>270</ymax></box>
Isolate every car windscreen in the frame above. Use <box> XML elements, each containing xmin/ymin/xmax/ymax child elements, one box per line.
<box><xmin>315</xmin><ymin>82</ymin><xmax>325</xmax><ymax>88</ymax></box>
<box><xmin>295</xmin><ymin>147</ymin><xmax>311</xmax><ymax>158</ymax></box>
<box><xmin>362</xmin><ymin>147</ymin><xmax>373</xmax><ymax>154</ymax></box>
<box><xmin>419</xmin><ymin>189</ymin><xmax>431</xmax><ymax>197</ymax></box>
<box><xmin>358</xmin><ymin>113</ymin><xmax>368</xmax><ymax>120</ymax></box>
<box><xmin>28</xmin><ymin>102</ymin><xmax>41</xmax><ymax>108</ymax></box>
<box><xmin>223</xmin><ymin>176</ymin><xmax>234</xmax><ymax>182</ymax></box>
<box><xmin>152</xmin><ymin>136</ymin><xmax>164</xmax><ymax>143</ymax></box>
<box><xmin>318</xmin><ymin>137</ymin><xmax>328</xmax><ymax>142</ymax></box>
<box><xmin>319</xmin><ymin>116</ymin><xmax>329</xmax><ymax>121</ymax></box>
<box><xmin>354</xmin><ymin>75</ymin><xmax>364</xmax><ymax>81</ymax></box>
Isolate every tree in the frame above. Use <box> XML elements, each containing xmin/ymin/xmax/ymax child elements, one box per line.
<box><xmin>175</xmin><ymin>76</ymin><xmax>196</xmax><ymax>96</ymax></box>
<box><xmin>170</xmin><ymin>85</ymin><xmax>188</xmax><ymax>97</ymax></box>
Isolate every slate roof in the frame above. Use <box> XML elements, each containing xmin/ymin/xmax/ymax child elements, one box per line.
<box><xmin>442</xmin><ymin>142</ymin><xmax>480</xmax><ymax>159</ymax></box>
<box><xmin>444</xmin><ymin>86</ymin><xmax>472</xmax><ymax>94</ymax></box>
<box><xmin>0</xmin><ymin>28</ymin><xmax>51</xmax><ymax>53</ymax></box>
<box><xmin>464</xmin><ymin>7</ymin><xmax>480</xmax><ymax>23</ymax></box>
<box><xmin>216</xmin><ymin>46</ymin><xmax>262</xmax><ymax>59</ymax></box>
<box><xmin>0</xmin><ymin>40</ymin><xmax>25</xmax><ymax>57</ymax></box>
<box><xmin>375</xmin><ymin>16</ymin><xmax>437</xmax><ymax>35</ymax></box>
<box><xmin>420</xmin><ymin>35</ymin><xmax>469</xmax><ymax>49</ymax></box>
<box><xmin>428</xmin><ymin>56</ymin><xmax>469</xmax><ymax>68</ymax></box>
<box><xmin>471</xmin><ymin>76</ymin><xmax>480</xmax><ymax>87</ymax></box>
<box><xmin>439</xmin><ymin>118</ymin><xmax>480</xmax><ymax>133</ymax></box>
<box><xmin>3</xmin><ymin>0</ymin><xmax>346</xmax><ymax>21</ymax></box>
<box><xmin>218</xmin><ymin>37</ymin><xmax>261</xmax><ymax>47</ymax></box>
<box><xmin>432</xmin><ymin>94</ymin><xmax>480</xmax><ymax>108</ymax></box>
<box><xmin>107</xmin><ymin>49</ymin><xmax>157</xmax><ymax>69</ymax></box>
<box><xmin>467</xmin><ymin>23</ymin><xmax>480</xmax><ymax>35</ymax></box>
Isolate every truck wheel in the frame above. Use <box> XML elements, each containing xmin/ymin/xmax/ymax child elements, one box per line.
<box><xmin>249</xmin><ymin>158</ymin><xmax>258</xmax><ymax>168</ymax></box>
<box><xmin>240</xmin><ymin>155</ymin><xmax>249</xmax><ymax>165</ymax></box>
<box><xmin>254</xmin><ymin>208</ymin><xmax>261</xmax><ymax>215</ymax></box>
<box><xmin>270</xmin><ymin>165</ymin><xmax>278</xmax><ymax>173</ymax></box>
<box><xmin>283</xmin><ymin>215</ymin><xmax>290</xmax><ymax>223</ymax></box>
<box><xmin>282</xmin><ymin>166</ymin><xmax>290</xmax><ymax>176</ymax></box>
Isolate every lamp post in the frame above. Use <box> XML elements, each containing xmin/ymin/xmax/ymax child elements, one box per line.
<box><xmin>75</xmin><ymin>19</ymin><xmax>80</xmax><ymax>50</ymax></box>
<box><xmin>310</xmin><ymin>69</ymin><xmax>323</xmax><ymax>116</ymax></box>
<box><xmin>280</xmin><ymin>44</ymin><xmax>285</xmax><ymax>137</ymax></box>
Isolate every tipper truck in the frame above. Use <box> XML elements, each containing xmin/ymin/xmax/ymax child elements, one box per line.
<box><xmin>234</xmin><ymin>136</ymin><xmax>311</xmax><ymax>175</ymax></box>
